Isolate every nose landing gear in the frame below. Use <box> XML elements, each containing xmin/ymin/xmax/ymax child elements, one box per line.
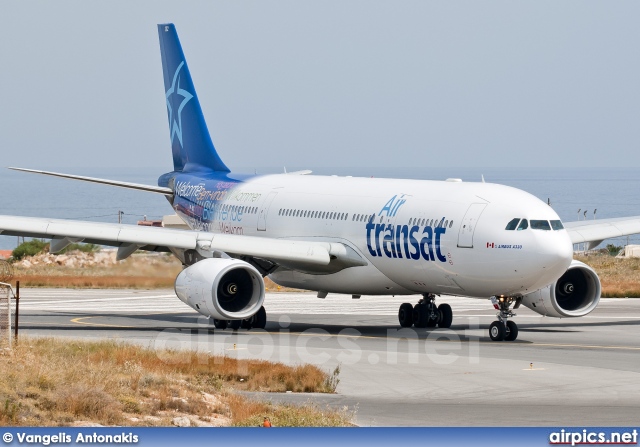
<box><xmin>398</xmin><ymin>294</ymin><xmax>453</xmax><ymax>329</ymax></box>
<box><xmin>489</xmin><ymin>297</ymin><xmax>519</xmax><ymax>341</ymax></box>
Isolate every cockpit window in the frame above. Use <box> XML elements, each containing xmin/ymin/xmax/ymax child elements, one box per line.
<box><xmin>550</xmin><ymin>220</ymin><xmax>564</xmax><ymax>230</ymax></box>
<box><xmin>505</xmin><ymin>218</ymin><xmax>520</xmax><ymax>231</ymax></box>
<box><xmin>530</xmin><ymin>220</ymin><xmax>551</xmax><ymax>230</ymax></box>
<box><xmin>517</xmin><ymin>219</ymin><xmax>528</xmax><ymax>231</ymax></box>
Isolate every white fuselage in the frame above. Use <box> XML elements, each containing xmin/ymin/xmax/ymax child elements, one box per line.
<box><xmin>174</xmin><ymin>173</ymin><xmax>574</xmax><ymax>299</ymax></box>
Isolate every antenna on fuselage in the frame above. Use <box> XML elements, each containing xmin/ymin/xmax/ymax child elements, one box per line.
<box><xmin>283</xmin><ymin>167</ymin><xmax>287</xmax><ymax>174</ymax></box>
<box><xmin>481</xmin><ymin>174</ymin><xmax>485</xmax><ymax>183</ymax></box>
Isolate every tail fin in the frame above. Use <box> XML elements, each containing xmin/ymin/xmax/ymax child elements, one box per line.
<box><xmin>158</xmin><ymin>24</ymin><xmax>229</xmax><ymax>173</ymax></box>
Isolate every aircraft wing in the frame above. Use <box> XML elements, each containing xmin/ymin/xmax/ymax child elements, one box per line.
<box><xmin>564</xmin><ymin>216</ymin><xmax>640</xmax><ymax>249</ymax></box>
<box><xmin>0</xmin><ymin>215</ymin><xmax>366</xmax><ymax>270</ymax></box>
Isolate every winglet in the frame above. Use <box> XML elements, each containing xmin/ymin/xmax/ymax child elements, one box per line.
<box><xmin>158</xmin><ymin>24</ymin><xmax>230</xmax><ymax>173</ymax></box>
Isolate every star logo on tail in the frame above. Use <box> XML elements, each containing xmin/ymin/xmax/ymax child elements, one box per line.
<box><xmin>165</xmin><ymin>61</ymin><xmax>193</xmax><ymax>147</ymax></box>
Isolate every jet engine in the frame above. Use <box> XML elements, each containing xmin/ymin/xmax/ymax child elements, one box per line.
<box><xmin>521</xmin><ymin>260</ymin><xmax>601</xmax><ymax>318</ymax></box>
<box><xmin>175</xmin><ymin>258</ymin><xmax>265</xmax><ymax>320</ymax></box>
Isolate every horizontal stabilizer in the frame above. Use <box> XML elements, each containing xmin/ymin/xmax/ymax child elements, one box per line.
<box><xmin>9</xmin><ymin>168</ymin><xmax>173</xmax><ymax>196</ymax></box>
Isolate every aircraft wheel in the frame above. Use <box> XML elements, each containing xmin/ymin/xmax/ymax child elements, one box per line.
<box><xmin>228</xmin><ymin>320</ymin><xmax>242</xmax><ymax>330</ymax></box>
<box><xmin>398</xmin><ymin>303</ymin><xmax>414</xmax><ymax>327</ymax></box>
<box><xmin>253</xmin><ymin>306</ymin><xmax>267</xmax><ymax>329</ymax></box>
<box><xmin>413</xmin><ymin>303</ymin><xmax>428</xmax><ymax>328</ymax></box>
<box><xmin>213</xmin><ymin>319</ymin><xmax>228</xmax><ymax>330</ymax></box>
<box><xmin>437</xmin><ymin>303</ymin><xmax>453</xmax><ymax>329</ymax></box>
<box><xmin>489</xmin><ymin>321</ymin><xmax>505</xmax><ymax>341</ymax></box>
<box><xmin>505</xmin><ymin>321</ymin><xmax>519</xmax><ymax>341</ymax></box>
<box><xmin>241</xmin><ymin>318</ymin><xmax>253</xmax><ymax>329</ymax></box>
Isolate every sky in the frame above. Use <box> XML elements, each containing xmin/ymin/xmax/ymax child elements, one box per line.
<box><xmin>1</xmin><ymin>1</ymin><xmax>639</xmax><ymax>170</ymax></box>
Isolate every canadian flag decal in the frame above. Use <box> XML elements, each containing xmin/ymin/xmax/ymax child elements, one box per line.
<box><xmin>487</xmin><ymin>242</ymin><xmax>495</xmax><ymax>248</ymax></box>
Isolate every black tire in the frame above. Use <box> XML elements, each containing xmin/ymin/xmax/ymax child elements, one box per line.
<box><xmin>213</xmin><ymin>319</ymin><xmax>228</xmax><ymax>330</ymax></box>
<box><xmin>505</xmin><ymin>320</ymin><xmax>518</xmax><ymax>341</ymax></box>
<box><xmin>489</xmin><ymin>321</ymin><xmax>505</xmax><ymax>341</ymax></box>
<box><xmin>398</xmin><ymin>303</ymin><xmax>414</xmax><ymax>327</ymax></box>
<box><xmin>253</xmin><ymin>306</ymin><xmax>267</xmax><ymax>329</ymax></box>
<box><xmin>438</xmin><ymin>303</ymin><xmax>453</xmax><ymax>329</ymax></box>
<box><xmin>241</xmin><ymin>318</ymin><xmax>253</xmax><ymax>329</ymax></box>
<box><xmin>228</xmin><ymin>320</ymin><xmax>242</xmax><ymax>330</ymax></box>
<box><xmin>413</xmin><ymin>303</ymin><xmax>428</xmax><ymax>328</ymax></box>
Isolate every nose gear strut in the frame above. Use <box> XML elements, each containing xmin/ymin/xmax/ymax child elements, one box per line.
<box><xmin>489</xmin><ymin>296</ymin><xmax>519</xmax><ymax>341</ymax></box>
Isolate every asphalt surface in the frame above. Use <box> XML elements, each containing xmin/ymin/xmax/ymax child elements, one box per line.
<box><xmin>14</xmin><ymin>289</ymin><xmax>640</xmax><ymax>426</ymax></box>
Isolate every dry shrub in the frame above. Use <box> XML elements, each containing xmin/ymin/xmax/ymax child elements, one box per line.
<box><xmin>226</xmin><ymin>393</ymin><xmax>268</xmax><ymax>423</ymax></box>
<box><xmin>576</xmin><ymin>254</ymin><xmax>640</xmax><ymax>297</ymax></box>
<box><xmin>247</xmin><ymin>363</ymin><xmax>338</xmax><ymax>393</ymax></box>
<box><xmin>0</xmin><ymin>337</ymin><xmax>343</xmax><ymax>426</ymax></box>
<box><xmin>12</xmin><ymin>253</ymin><xmax>306</xmax><ymax>290</ymax></box>
<box><xmin>52</xmin><ymin>385</ymin><xmax>122</xmax><ymax>424</ymax></box>
<box><xmin>14</xmin><ymin>275</ymin><xmax>177</xmax><ymax>289</ymax></box>
<box><xmin>13</xmin><ymin>254</ymin><xmax>182</xmax><ymax>289</ymax></box>
<box><xmin>0</xmin><ymin>398</ymin><xmax>22</xmax><ymax>424</ymax></box>
<box><xmin>228</xmin><ymin>394</ymin><xmax>352</xmax><ymax>427</ymax></box>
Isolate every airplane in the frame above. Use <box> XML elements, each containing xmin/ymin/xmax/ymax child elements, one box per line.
<box><xmin>2</xmin><ymin>23</ymin><xmax>640</xmax><ymax>342</ymax></box>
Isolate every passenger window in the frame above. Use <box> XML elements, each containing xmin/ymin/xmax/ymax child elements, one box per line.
<box><xmin>531</xmin><ymin>220</ymin><xmax>551</xmax><ymax>230</ymax></box>
<box><xmin>505</xmin><ymin>218</ymin><xmax>520</xmax><ymax>231</ymax></box>
<box><xmin>550</xmin><ymin>220</ymin><xmax>564</xmax><ymax>230</ymax></box>
<box><xmin>517</xmin><ymin>219</ymin><xmax>528</xmax><ymax>231</ymax></box>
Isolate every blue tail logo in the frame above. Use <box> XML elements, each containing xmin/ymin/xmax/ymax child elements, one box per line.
<box><xmin>166</xmin><ymin>61</ymin><xmax>193</xmax><ymax>148</ymax></box>
<box><xmin>158</xmin><ymin>23</ymin><xmax>230</xmax><ymax>173</ymax></box>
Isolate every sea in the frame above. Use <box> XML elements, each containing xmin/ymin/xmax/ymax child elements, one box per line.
<box><xmin>1</xmin><ymin>166</ymin><xmax>639</xmax><ymax>251</ymax></box>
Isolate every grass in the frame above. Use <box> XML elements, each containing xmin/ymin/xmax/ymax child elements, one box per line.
<box><xmin>13</xmin><ymin>253</ymin><xmax>182</xmax><ymax>289</ymax></box>
<box><xmin>12</xmin><ymin>253</ymin><xmax>300</xmax><ymax>291</ymax></box>
<box><xmin>229</xmin><ymin>395</ymin><xmax>352</xmax><ymax>427</ymax></box>
<box><xmin>576</xmin><ymin>253</ymin><xmax>640</xmax><ymax>297</ymax></box>
<box><xmin>0</xmin><ymin>337</ymin><xmax>350</xmax><ymax>427</ymax></box>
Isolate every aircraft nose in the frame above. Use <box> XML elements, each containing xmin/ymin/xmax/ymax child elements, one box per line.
<box><xmin>536</xmin><ymin>230</ymin><xmax>573</xmax><ymax>281</ymax></box>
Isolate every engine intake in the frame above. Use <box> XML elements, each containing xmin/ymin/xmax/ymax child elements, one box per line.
<box><xmin>521</xmin><ymin>260</ymin><xmax>601</xmax><ymax>318</ymax></box>
<box><xmin>175</xmin><ymin>258</ymin><xmax>265</xmax><ymax>320</ymax></box>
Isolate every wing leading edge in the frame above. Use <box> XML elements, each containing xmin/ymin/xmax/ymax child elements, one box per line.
<box><xmin>564</xmin><ymin>216</ymin><xmax>640</xmax><ymax>249</ymax></box>
<box><xmin>0</xmin><ymin>215</ymin><xmax>366</xmax><ymax>271</ymax></box>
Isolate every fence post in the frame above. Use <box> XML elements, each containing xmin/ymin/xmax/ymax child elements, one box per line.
<box><xmin>14</xmin><ymin>281</ymin><xmax>19</xmax><ymax>342</ymax></box>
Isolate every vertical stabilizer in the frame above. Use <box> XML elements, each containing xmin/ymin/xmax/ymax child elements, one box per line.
<box><xmin>158</xmin><ymin>24</ymin><xmax>229</xmax><ymax>173</ymax></box>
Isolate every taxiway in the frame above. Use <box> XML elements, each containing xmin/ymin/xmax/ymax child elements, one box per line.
<box><xmin>16</xmin><ymin>288</ymin><xmax>640</xmax><ymax>426</ymax></box>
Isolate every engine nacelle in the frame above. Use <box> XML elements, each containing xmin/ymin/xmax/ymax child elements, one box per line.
<box><xmin>175</xmin><ymin>258</ymin><xmax>265</xmax><ymax>320</ymax></box>
<box><xmin>521</xmin><ymin>260</ymin><xmax>601</xmax><ymax>318</ymax></box>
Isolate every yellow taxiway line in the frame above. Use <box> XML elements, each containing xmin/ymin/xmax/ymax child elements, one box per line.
<box><xmin>66</xmin><ymin>317</ymin><xmax>640</xmax><ymax>351</ymax></box>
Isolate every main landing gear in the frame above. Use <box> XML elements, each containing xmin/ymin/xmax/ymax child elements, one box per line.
<box><xmin>489</xmin><ymin>297</ymin><xmax>518</xmax><ymax>342</ymax></box>
<box><xmin>398</xmin><ymin>294</ymin><xmax>453</xmax><ymax>329</ymax></box>
<box><xmin>212</xmin><ymin>306</ymin><xmax>267</xmax><ymax>331</ymax></box>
